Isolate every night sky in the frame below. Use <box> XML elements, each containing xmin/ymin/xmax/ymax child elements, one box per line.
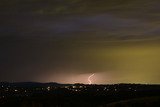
<box><xmin>1</xmin><ymin>0</ymin><xmax>160</xmax><ymax>84</ymax></box>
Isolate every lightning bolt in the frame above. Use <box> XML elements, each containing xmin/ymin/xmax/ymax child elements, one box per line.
<box><xmin>88</xmin><ymin>74</ymin><xmax>94</xmax><ymax>85</ymax></box>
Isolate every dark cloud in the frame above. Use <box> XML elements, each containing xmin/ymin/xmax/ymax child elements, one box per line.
<box><xmin>0</xmin><ymin>0</ymin><xmax>160</xmax><ymax>84</ymax></box>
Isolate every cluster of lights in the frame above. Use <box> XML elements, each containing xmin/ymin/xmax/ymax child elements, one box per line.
<box><xmin>0</xmin><ymin>84</ymin><xmax>142</xmax><ymax>99</ymax></box>
<box><xmin>128</xmin><ymin>87</ymin><xmax>137</xmax><ymax>92</ymax></box>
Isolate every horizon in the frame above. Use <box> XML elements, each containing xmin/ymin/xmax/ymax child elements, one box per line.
<box><xmin>1</xmin><ymin>81</ymin><xmax>160</xmax><ymax>85</ymax></box>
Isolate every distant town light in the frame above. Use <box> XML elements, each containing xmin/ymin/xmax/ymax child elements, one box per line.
<box><xmin>72</xmin><ymin>86</ymin><xmax>76</xmax><ymax>88</ymax></box>
<box><xmin>65</xmin><ymin>86</ymin><xmax>69</xmax><ymax>88</ymax></box>
<box><xmin>79</xmin><ymin>86</ymin><xmax>83</xmax><ymax>88</ymax></box>
<box><xmin>47</xmin><ymin>86</ymin><xmax>51</xmax><ymax>91</ymax></box>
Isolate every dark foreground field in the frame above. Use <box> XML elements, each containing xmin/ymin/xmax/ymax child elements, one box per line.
<box><xmin>0</xmin><ymin>83</ymin><xmax>160</xmax><ymax>107</ymax></box>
